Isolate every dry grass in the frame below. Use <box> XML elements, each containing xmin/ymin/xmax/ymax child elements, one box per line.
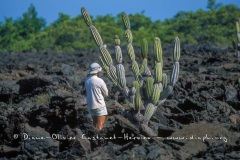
<box><xmin>35</xmin><ymin>93</ymin><xmax>51</xmax><ymax>106</ymax></box>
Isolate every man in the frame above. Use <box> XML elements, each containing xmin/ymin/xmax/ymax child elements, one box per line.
<box><xmin>85</xmin><ymin>62</ymin><xmax>108</xmax><ymax>131</ymax></box>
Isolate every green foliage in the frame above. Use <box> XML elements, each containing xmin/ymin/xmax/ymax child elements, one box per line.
<box><xmin>207</xmin><ymin>0</ymin><xmax>222</xmax><ymax>10</ymax></box>
<box><xmin>0</xmin><ymin>3</ymin><xmax>239</xmax><ymax>53</ymax></box>
<box><xmin>35</xmin><ymin>93</ymin><xmax>51</xmax><ymax>106</ymax></box>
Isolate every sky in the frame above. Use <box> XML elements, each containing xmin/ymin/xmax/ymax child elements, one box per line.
<box><xmin>0</xmin><ymin>0</ymin><xmax>239</xmax><ymax>25</ymax></box>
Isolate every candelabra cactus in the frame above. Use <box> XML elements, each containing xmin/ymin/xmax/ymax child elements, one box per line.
<box><xmin>81</xmin><ymin>7</ymin><xmax>180</xmax><ymax>124</ymax></box>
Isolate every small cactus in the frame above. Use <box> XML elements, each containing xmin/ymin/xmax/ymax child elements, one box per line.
<box><xmin>82</xmin><ymin>8</ymin><xmax>181</xmax><ymax>124</ymax></box>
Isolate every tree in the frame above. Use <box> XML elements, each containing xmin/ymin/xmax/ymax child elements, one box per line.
<box><xmin>15</xmin><ymin>4</ymin><xmax>46</xmax><ymax>38</ymax></box>
<box><xmin>207</xmin><ymin>0</ymin><xmax>222</xmax><ymax>10</ymax></box>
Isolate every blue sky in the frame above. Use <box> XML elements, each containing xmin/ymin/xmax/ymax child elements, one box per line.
<box><xmin>0</xmin><ymin>0</ymin><xmax>239</xmax><ymax>25</ymax></box>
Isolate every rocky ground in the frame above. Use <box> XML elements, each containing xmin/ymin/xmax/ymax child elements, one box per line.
<box><xmin>0</xmin><ymin>44</ymin><xmax>239</xmax><ymax>160</ymax></box>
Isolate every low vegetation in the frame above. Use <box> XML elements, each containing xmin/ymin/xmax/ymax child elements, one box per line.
<box><xmin>0</xmin><ymin>1</ymin><xmax>239</xmax><ymax>53</ymax></box>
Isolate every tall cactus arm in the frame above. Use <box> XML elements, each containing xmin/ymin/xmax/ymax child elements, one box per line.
<box><xmin>109</xmin><ymin>65</ymin><xmax>118</xmax><ymax>83</ymax></box>
<box><xmin>127</xmin><ymin>43</ymin><xmax>135</xmax><ymax>61</ymax></box>
<box><xmin>81</xmin><ymin>7</ymin><xmax>92</xmax><ymax>27</ymax></box>
<box><xmin>90</xmin><ymin>26</ymin><xmax>104</xmax><ymax>47</ymax></box>
<box><xmin>125</xmin><ymin>29</ymin><xmax>133</xmax><ymax>43</ymax></box>
<box><xmin>173</xmin><ymin>37</ymin><xmax>181</xmax><ymax>62</ymax></box>
<box><xmin>99</xmin><ymin>57</ymin><xmax>118</xmax><ymax>86</ymax></box>
<box><xmin>81</xmin><ymin>8</ymin><xmax>103</xmax><ymax>47</ymax></box>
<box><xmin>170</xmin><ymin>37</ymin><xmax>181</xmax><ymax>86</ymax></box>
<box><xmin>237</xmin><ymin>20</ymin><xmax>240</xmax><ymax>43</ymax></box>
<box><xmin>99</xmin><ymin>56</ymin><xmax>108</xmax><ymax>69</ymax></box>
<box><xmin>141</xmin><ymin>38</ymin><xmax>148</xmax><ymax>58</ymax></box>
<box><xmin>122</xmin><ymin>12</ymin><xmax>143</xmax><ymax>83</ymax></box>
<box><xmin>154</xmin><ymin>37</ymin><xmax>163</xmax><ymax>66</ymax></box>
<box><xmin>140</xmin><ymin>39</ymin><xmax>149</xmax><ymax>75</ymax></box>
<box><xmin>132</xmin><ymin>61</ymin><xmax>140</xmax><ymax>77</ymax></box>
<box><xmin>99</xmin><ymin>46</ymin><xmax>113</xmax><ymax>66</ymax></box>
<box><xmin>122</xmin><ymin>12</ymin><xmax>131</xmax><ymax>30</ymax></box>
<box><xmin>236</xmin><ymin>18</ymin><xmax>240</xmax><ymax>62</ymax></box>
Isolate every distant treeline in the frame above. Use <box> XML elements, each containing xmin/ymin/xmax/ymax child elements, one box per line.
<box><xmin>0</xmin><ymin>2</ymin><xmax>239</xmax><ymax>53</ymax></box>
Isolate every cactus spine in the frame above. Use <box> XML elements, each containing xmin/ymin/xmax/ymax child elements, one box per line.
<box><xmin>82</xmin><ymin>8</ymin><xmax>181</xmax><ymax>124</ymax></box>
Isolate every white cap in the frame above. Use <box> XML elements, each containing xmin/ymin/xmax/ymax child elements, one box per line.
<box><xmin>89</xmin><ymin>63</ymin><xmax>102</xmax><ymax>74</ymax></box>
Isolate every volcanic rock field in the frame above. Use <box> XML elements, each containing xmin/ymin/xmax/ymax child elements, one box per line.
<box><xmin>0</xmin><ymin>44</ymin><xmax>240</xmax><ymax>159</ymax></box>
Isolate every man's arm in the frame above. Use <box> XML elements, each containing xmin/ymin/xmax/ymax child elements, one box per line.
<box><xmin>100</xmin><ymin>80</ymin><xmax>108</xmax><ymax>96</ymax></box>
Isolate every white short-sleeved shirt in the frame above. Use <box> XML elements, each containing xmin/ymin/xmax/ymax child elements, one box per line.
<box><xmin>85</xmin><ymin>75</ymin><xmax>108</xmax><ymax>109</ymax></box>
